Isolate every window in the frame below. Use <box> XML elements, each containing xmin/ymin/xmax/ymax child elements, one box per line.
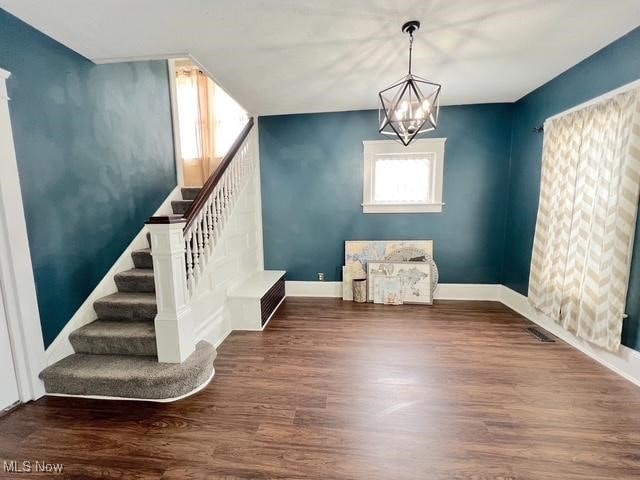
<box><xmin>362</xmin><ymin>138</ymin><xmax>446</xmax><ymax>213</ymax></box>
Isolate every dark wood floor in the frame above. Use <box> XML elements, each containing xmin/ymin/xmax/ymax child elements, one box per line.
<box><xmin>1</xmin><ymin>298</ymin><xmax>640</xmax><ymax>479</ymax></box>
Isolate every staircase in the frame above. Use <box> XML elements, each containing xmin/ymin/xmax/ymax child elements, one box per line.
<box><xmin>39</xmin><ymin>187</ymin><xmax>216</xmax><ymax>400</ymax></box>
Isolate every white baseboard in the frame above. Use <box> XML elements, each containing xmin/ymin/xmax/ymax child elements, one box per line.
<box><xmin>45</xmin><ymin>186</ymin><xmax>183</xmax><ymax>366</ymax></box>
<box><xmin>285</xmin><ymin>281</ymin><xmax>501</xmax><ymax>301</ymax></box>
<box><xmin>499</xmin><ymin>285</ymin><xmax>640</xmax><ymax>388</ymax></box>
<box><xmin>434</xmin><ymin>283</ymin><xmax>501</xmax><ymax>300</ymax></box>
<box><xmin>286</xmin><ymin>281</ymin><xmax>343</xmax><ymax>297</ymax></box>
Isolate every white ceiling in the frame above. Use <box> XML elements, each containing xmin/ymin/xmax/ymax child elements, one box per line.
<box><xmin>1</xmin><ymin>0</ymin><xmax>639</xmax><ymax>115</ymax></box>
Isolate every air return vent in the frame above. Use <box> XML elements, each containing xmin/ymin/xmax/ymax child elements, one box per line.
<box><xmin>527</xmin><ymin>326</ymin><xmax>556</xmax><ymax>343</ymax></box>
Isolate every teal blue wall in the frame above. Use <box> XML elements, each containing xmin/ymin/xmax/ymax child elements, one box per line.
<box><xmin>503</xmin><ymin>26</ymin><xmax>640</xmax><ymax>350</ymax></box>
<box><xmin>0</xmin><ymin>10</ymin><xmax>176</xmax><ymax>347</ymax></box>
<box><xmin>259</xmin><ymin>105</ymin><xmax>513</xmax><ymax>283</ymax></box>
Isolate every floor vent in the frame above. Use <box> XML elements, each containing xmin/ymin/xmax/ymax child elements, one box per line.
<box><xmin>527</xmin><ymin>326</ymin><xmax>556</xmax><ymax>343</ymax></box>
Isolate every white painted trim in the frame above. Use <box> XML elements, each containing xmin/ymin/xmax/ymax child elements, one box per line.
<box><xmin>546</xmin><ymin>78</ymin><xmax>640</xmax><ymax>124</ymax></box>
<box><xmin>0</xmin><ymin>69</ymin><xmax>47</xmax><ymax>402</ymax></box>
<box><xmin>91</xmin><ymin>53</ymin><xmax>191</xmax><ymax>65</ymax></box>
<box><xmin>194</xmin><ymin>304</ymin><xmax>231</xmax><ymax>349</ymax></box>
<box><xmin>362</xmin><ymin>138</ymin><xmax>446</xmax><ymax>214</ymax></box>
<box><xmin>286</xmin><ymin>281</ymin><xmax>343</xmax><ymax>297</ymax></box>
<box><xmin>362</xmin><ymin>202</ymin><xmax>445</xmax><ymax>214</ymax></box>
<box><xmin>253</xmin><ymin>126</ymin><xmax>265</xmax><ymax>270</ymax></box>
<box><xmin>499</xmin><ymin>286</ymin><xmax>640</xmax><ymax>387</ymax></box>
<box><xmin>46</xmin><ymin>367</ymin><xmax>215</xmax><ymax>403</ymax></box>
<box><xmin>434</xmin><ymin>283</ymin><xmax>501</xmax><ymax>300</ymax></box>
<box><xmin>167</xmin><ymin>59</ymin><xmax>185</xmax><ymax>186</ymax></box>
<box><xmin>45</xmin><ymin>186</ymin><xmax>183</xmax><ymax>366</ymax></box>
<box><xmin>285</xmin><ymin>281</ymin><xmax>501</xmax><ymax>301</ymax></box>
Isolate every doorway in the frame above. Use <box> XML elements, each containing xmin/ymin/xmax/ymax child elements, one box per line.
<box><xmin>169</xmin><ymin>58</ymin><xmax>248</xmax><ymax>186</ymax></box>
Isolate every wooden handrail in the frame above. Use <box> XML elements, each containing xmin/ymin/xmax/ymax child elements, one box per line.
<box><xmin>148</xmin><ymin>117</ymin><xmax>254</xmax><ymax>228</ymax></box>
<box><xmin>182</xmin><ymin>117</ymin><xmax>254</xmax><ymax>231</ymax></box>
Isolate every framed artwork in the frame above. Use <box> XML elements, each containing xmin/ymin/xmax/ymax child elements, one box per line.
<box><xmin>367</xmin><ymin>261</ymin><xmax>433</xmax><ymax>305</ymax></box>
<box><xmin>343</xmin><ymin>240</ymin><xmax>434</xmax><ymax>300</ymax></box>
<box><xmin>372</xmin><ymin>275</ymin><xmax>403</xmax><ymax>305</ymax></box>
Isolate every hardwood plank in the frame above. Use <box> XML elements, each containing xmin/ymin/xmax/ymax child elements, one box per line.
<box><xmin>1</xmin><ymin>298</ymin><xmax>639</xmax><ymax>479</ymax></box>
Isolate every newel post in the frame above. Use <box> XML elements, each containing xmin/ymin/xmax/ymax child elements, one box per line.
<box><xmin>146</xmin><ymin>216</ymin><xmax>195</xmax><ymax>363</ymax></box>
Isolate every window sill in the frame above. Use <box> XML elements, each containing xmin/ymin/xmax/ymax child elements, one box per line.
<box><xmin>362</xmin><ymin>202</ymin><xmax>444</xmax><ymax>214</ymax></box>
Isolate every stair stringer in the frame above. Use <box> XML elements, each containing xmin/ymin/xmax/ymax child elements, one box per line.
<box><xmin>45</xmin><ymin>186</ymin><xmax>183</xmax><ymax>367</ymax></box>
<box><xmin>188</xmin><ymin>167</ymin><xmax>264</xmax><ymax>349</ymax></box>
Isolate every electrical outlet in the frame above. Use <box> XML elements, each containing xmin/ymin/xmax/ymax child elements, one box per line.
<box><xmin>318</xmin><ymin>273</ymin><xmax>325</xmax><ymax>281</ymax></box>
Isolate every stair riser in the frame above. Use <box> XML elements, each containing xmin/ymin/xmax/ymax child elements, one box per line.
<box><xmin>115</xmin><ymin>275</ymin><xmax>155</xmax><ymax>293</ymax></box>
<box><xmin>181</xmin><ymin>187</ymin><xmax>201</xmax><ymax>201</ymax></box>
<box><xmin>171</xmin><ymin>200</ymin><xmax>193</xmax><ymax>215</ymax></box>
<box><xmin>70</xmin><ymin>334</ymin><xmax>157</xmax><ymax>357</ymax></box>
<box><xmin>93</xmin><ymin>302</ymin><xmax>157</xmax><ymax>321</ymax></box>
<box><xmin>132</xmin><ymin>252</ymin><xmax>153</xmax><ymax>269</ymax></box>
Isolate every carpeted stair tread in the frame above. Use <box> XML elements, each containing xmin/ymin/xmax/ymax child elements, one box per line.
<box><xmin>171</xmin><ymin>199</ymin><xmax>193</xmax><ymax>215</ymax></box>
<box><xmin>69</xmin><ymin>319</ymin><xmax>156</xmax><ymax>356</ymax></box>
<box><xmin>39</xmin><ymin>341</ymin><xmax>216</xmax><ymax>399</ymax></box>
<box><xmin>114</xmin><ymin>268</ymin><xmax>155</xmax><ymax>293</ymax></box>
<box><xmin>181</xmin><ymin>187</ymin><xmax>201</xmax><ymax>200</ymax></box>
<box><xmin>132</xmin><ymin>248</ymin><xmax>153</xmax><ymax>269</ymax></box>
<box><xmin>93</xmin><ymin>292</ymin><xmax>157</xmax><ymax>321</ymax></box>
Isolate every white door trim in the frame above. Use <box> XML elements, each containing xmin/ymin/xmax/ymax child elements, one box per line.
<box><xmin>0</xmin><ymin>67</ymin><xmax>46</xmax><ymax>401</ymax></box>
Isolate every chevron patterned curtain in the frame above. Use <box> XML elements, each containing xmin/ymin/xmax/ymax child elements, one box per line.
<box><xmin>529</xmin><ymin>88</ymin><xmax>640</xmax><ymax>351</ymax></box>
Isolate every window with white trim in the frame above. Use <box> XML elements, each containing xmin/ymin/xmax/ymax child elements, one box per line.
<box><xmin>362</xmin><ymin>138</ymin><xmax>446</xmax><ymax>213</ymax></box>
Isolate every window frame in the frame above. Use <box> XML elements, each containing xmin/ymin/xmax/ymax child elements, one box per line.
<box><xmin>362</xmin><ymin>138</ymin><xmax>446</xmax><ymax>214</ymax></box>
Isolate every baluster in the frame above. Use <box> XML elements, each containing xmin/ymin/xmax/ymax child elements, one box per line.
<box><xmin>191</xmin><ymin>226</ymin><xmax>200</xmax><ymax>283</ymax></box>
<box><xmin>202</xmin><ymin>201</ymin><xmax>210</xmax><ymax>258</ymax></box>
<box><xmin>231</xmin><ymin>163</ymin><xmax>237</xmax><ymax>205</ymax></box>
<box><xmin>206</xmin><ymin>197</ymin><xmax>215</xmax><ymax>253</ymax></box>
<box><xmin>185</xmin><ymin>230</ymin><xmax>194</xmax><ymax>293</ymax></box>
<box><xmin>196</xmin><ymin>213</ymin><xmax>205</xmax><ymax>272</ymax></box>
<box><xmin>232</xmin><ymin>165</ymin><xmax>237</xmax><ymax>202</ymax></box>
<box><xmin>213</xmin><ymin>189</ymin><xmax>221</xmax><ymax>242</ymax></box>
<box><xmin>234</xmin><ymin>166</ymin><xmax>238</xmax><ymax>200</ymax></box>
<box><xmin>221</xmin><ymin>176</ymin><xmax>228</xmax><ymax>225</ymax></box>
<box><xmin>224</xmin><ymin>175</ymin><xmax>231</xmax><ymax>223</ymax></box>
<box><xmin>217</xmin><ymin>186</ymin><xmax>225</xmax><ymax>235</ymax></box>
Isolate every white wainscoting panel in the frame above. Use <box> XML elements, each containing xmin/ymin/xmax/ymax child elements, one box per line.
<box><xmin>190</xmin><ymin>170</ymin><xmax>264</xmax><ymax>348</ymax></box>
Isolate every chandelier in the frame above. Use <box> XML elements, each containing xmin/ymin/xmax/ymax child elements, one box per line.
<box><xmin>378</xmin><ymin>20</ymin><xmax>441</xmax><ymax>146</ymax></box>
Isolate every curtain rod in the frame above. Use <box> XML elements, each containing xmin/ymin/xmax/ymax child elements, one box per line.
<box><xmin>546</xmin><ymin>77</ymin><xmax>640</xmax><ymax>123</ymax></box>
<box><xmin>535</xmin><ymin>77</ymin><xmax>640</xmax><ymax>132</ymax></box>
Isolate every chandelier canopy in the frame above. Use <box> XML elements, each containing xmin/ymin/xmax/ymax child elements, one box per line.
<box><xmin>378</xmin><ymin>20</ymin><xmax>441</xmax><ymax>146</ymax></box>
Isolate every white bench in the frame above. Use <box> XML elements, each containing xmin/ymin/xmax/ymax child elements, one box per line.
<box><xmin>228</xmin><ymin>270</ymin><xmax>286</xmax><ymax>330</ymax></box>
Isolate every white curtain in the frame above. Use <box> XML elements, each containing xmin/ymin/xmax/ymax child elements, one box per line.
<box><xmin>529</xmin><ymin>88</ymin><xmax>640</xmax><ymax>351</ymax></box>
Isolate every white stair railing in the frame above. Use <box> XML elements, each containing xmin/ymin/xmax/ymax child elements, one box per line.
<box><xmin>147</xmin><ymin>118</ymin><xmax>257</xmax><ymax>362</ymax></box>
